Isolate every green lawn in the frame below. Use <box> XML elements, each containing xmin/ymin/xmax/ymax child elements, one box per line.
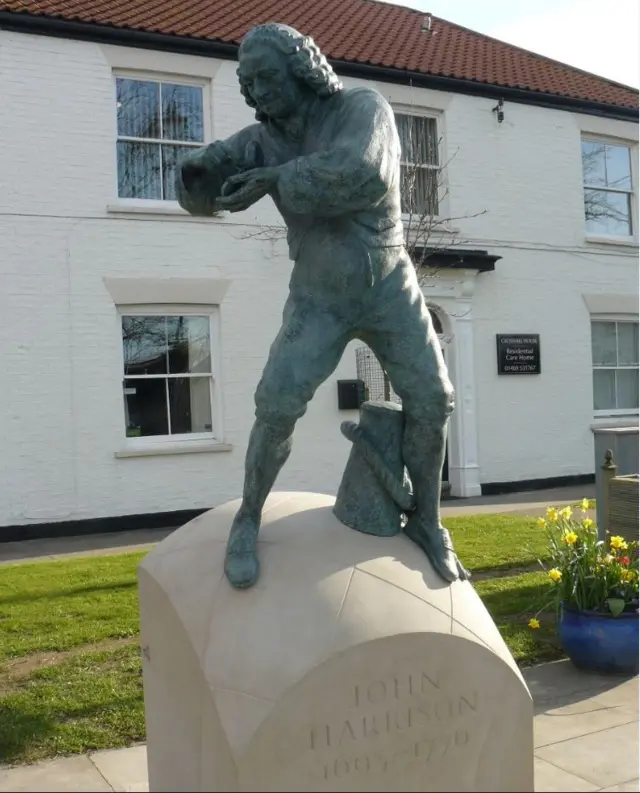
<box><xmin>447</xmin><ymin>513</ymin><xmax>549</xmax><ymax>572</ymax></box>
<box><xmin>0</xmin><ymin>514</ymin><xmax>562</xmax><ymax>765</ymax></box>
<box><xmin>0</xmin><ymin>553</ymin><xmax>143</xmax><ymax>662</ymax></box>
<box><xmin>0</xmin><ymin>645</ymin><xmax>144</xmax><ymax>765</ymax></box>
<box><xmin>474</xmin><ymin>572</ymin><xmax>562</xmax><ymax>666</ymax></box>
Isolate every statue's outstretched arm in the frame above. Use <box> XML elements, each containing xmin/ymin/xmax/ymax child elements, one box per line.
<box><xmin>175</xmin><ymin>125</ymin><xmax>265</xmax><ymax>216</ymax></box>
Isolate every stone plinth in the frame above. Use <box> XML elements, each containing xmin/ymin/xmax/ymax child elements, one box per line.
<box><xmin>138</xmin><ymin>492</ymin><xmax>533</xmax><ymax>792</ymax></box>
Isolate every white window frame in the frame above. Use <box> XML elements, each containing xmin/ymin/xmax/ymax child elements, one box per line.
<box><xmin>591</xmin><ymin>315</ymin><xmax>639</xmax><ymax>418</ymax></box>
<box><xmin>581</xmin><ymin>135</ymin><xmax>637</xmax><ymax>244</ymax></box>
<box><xmin>118</xmin><ymin>304</ymin><xmax>223</xmax><ymax>449</ymax></box>
<box><xmin>113</xmin><ymin>70</ymin><xmax>211</xmax><ymax>206</ymax></box>
<box><xmin>393</xmin><ymin>107</ymin><xmax>445</xmax><ymax>223</ymax></box>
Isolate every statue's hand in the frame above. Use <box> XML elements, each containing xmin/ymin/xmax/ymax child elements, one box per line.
<box><xmin>217</xmin><ymin>167</ymin><xmax>279</xmax><ymax>213</ymax></box>
<box><xmin>177</xmin><ymin>144</ymin><xmax>232</xmax><ymax>216</ymax></box>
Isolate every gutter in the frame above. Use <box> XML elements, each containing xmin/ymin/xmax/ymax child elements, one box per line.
<box><xmin>0</xmin><ymin>11</ymin><xmax>637</xmax><ymax>123</ymax></box>
<box><xmin>334</xmin><ymin>61</ymin><xmax>639</xmax><ymax>123</ymax></box>
<box><xmin>0</xmin><ymin>11</ymin><xmax>240</xmax><ymax>58</ymax></box>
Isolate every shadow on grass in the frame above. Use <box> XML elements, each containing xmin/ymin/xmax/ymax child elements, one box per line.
<box><xmin>0</xmin><ymin>693</ymin><xmax>145</xmax><ymax>765</ymax></box>
<box><xmin>0</xmin><ymin>645</ymin><xmax>145</xmax><ymax>764</ymax></box>
<box><xmin>478</xmin><ymin>579</ymin><xmax>554</xmax><ymax>619</ymax></box>
<box><xmin>0</xmin><ymin>580</ymin><xmax>137</xmax><ymax>606</ymax></box>
<box><xmin>0</xmin><ymin>706</ymin><xmax>55</xmax><ymax>765</ymax></box>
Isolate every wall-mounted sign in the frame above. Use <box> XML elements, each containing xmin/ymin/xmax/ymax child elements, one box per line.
<box><xmin>496</xmin><ymin>334</ymin><xmax>541</xmax><ymax>375</ymax></box>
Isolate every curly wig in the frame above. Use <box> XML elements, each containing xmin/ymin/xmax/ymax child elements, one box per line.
<box><xmin>237</xmin><ymin>23</ymin><xmax>343</xmax><ymax>120</ymax></box>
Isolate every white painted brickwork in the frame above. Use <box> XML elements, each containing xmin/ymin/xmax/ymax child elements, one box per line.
<box><xmin>0</xmin><ymin>31</ymin><xmax>637</xmax><ymax>527</ymax></box>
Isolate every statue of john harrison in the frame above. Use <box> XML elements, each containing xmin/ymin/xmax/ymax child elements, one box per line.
<box><xmin>176</xmin><ymin>23</ymin><xmax>467</xmax><ymax>589</ymax></box>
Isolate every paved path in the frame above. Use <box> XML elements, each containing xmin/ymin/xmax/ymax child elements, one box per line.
<box><xmin>0</xmin><ymin>484</ymin><xmax>596</xmax><ymax>566</ymax></box>
<box><xmin>0</xmin><ymin>659</ymin><xmax>635</xmax><ymax>792</ymax></box>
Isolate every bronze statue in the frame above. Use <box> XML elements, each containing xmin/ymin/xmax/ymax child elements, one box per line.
<box><xmin>176</xmin><ymin>23</ymin><xmax>467</xmax><ymax>588</ymax></box>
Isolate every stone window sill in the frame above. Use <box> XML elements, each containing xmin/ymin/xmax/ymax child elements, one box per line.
<box><xmin>584</xmin><ymin>234</ymin><xmax>638</xmax><ymax>249</ymax></box>
<box><xmin>115</xmin><ymin>442</ymin><xmax>233</xmax><ymax>459</ymax></box>
<box><xmin>106</xmin><ymin>199</ymin><xmax>224</xmax><ymax>220</ymax></box>
<box><xmin>590</xmin><ymin>416</ymin><xmax>639</xmax><ymax>432</ymax></box>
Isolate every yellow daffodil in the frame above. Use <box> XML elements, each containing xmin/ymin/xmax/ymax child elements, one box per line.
<box><xmin>560</xmin><ymin>506</ymin><xmax>573</xmax><ymax>520</ymax></box>
<box><xmin>582</xmin><ymin>518</ymin><xmax>594</xmax><ymax>529</ymax></box>
<box><xmin>610</xmin><ymin>536</ymin><xmax>628</xmax><ymax>551</ymax></box>
<box><xmin>562</xmin><ymin>530</ymin><xmax>578</xmax><ymax>545</ymax></box>
<box><xmin>621</xmin><ymin>569</ymin><xmax>635</xmax><ymax>583</ymax></box>
<box><xmin>528</xmin><ymin>618</ymin><xmax>540</xmax><ymax>630</ymax></box>
<box><xmin>548</xmin><ymin>568</ymin><xmax>562</xmax><ymax>583</ymax></box>
<box><xmin>537</xmin><ymin>517</ymin><xmax>546</xmax><ymax>528</ymax></box>
<box><xmin>604</xmin><ymin>554</ymin><xmax>614</xmax><ymax>565</ymax></box>
<box><xmin>581</xmin><ymin>498</ymin><xmax>590</xmax><ymax>512</ymax></box>
<box><xmin>546</xmin><ymin>507</ymin><xmax>559</xmax><ymax>522</ymax></box>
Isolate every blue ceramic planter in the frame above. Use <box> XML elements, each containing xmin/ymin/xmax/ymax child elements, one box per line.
<box><xmin>559</xmin><ymin>602</ymin><xmax>639</xmax><ymax>675</ymax></box>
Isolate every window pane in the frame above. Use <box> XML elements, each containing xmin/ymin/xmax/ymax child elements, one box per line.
<box><xmin>116</xmin><ymin>78</ymin><xmax>160</xmax><ymax>139</ymax></box>
<box><xmin>162</xmin><ymin>83</ymin><xmax>204</xmax><ymax>142</ymax></box>
<box><xmin>400</xmin><ymin>165</ymin><xmax>438</xmax><ymax>215</ymax></box>
<box><xmin>117</xmin><ymin>141</ymin><xmax>161</xmax><ymax>199</ymax></box>
<box><xmin>124</xmin><ymin>378</ymin><xmax>169</xmax><ymax>437</ymax></box>
<box><xmin>167</xmin><ymin>316</ymin><xmax>211</xmax><ymax>374</ymax></box>
<box><xmin>593</xmin><ymin>369</ymin><xmax>616</xmax><ymax>410</ymax></box>
<box><xmin>618</xmin><ymin>322</ymin><xmax>639</xmax><ymax>366</ymax></box>
<box><xmin>581</xmin><ymin>140</ymin><xmax>606</xmax><ymax>187</ymax></box>
<box><xmin>395</xmin><ymin>114</ymin><xmax>438</xmax><ymax>165</ymax></box>
<box><xmin>168</xmin><ymin>377</ymin><xmax>213</xmax><ymax>434</ymax></box>
<box><xmin>122</xmin><ymin>316</ymin><xmax>168</xmax><ymax>375</ymax></box>
<box><xmin>591</xmin><ymin>321</ymin><xmax>617</xmax><ymax>366</ymax></box>
<box><xmin>162</xmin><ymin>145</ymin><xmax>197</xmax><ymax>201</ymax></box>
<box><xmin>616</xmin><ymin>369</ymin><xmax>639</xmax><ymax>410</ymax></box>
<box><xmin>395</xmin><ymin>114</ymin><xmax>411</xmax><ymax>161</ymax></box>
<box><xmin>584</xmin><ymin>189</ymin><xmax>632</xmax><ymax>236</ymax></box>
<box><xmin>605</xmin><ymin>144</ymin><xmax>632</xmax><ymax>190</ymax></box>
<box><xmin>414</xmin><ymin>117</ymin><xmax>438</xmax><ymax>166</ymax></box>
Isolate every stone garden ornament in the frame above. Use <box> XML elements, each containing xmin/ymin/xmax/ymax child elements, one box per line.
<box><xmin>177</xmin><ymin>23</ymin><xmax>468</xmax><ymax>588</ymax></box>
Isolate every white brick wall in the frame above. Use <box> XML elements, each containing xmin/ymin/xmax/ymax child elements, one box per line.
<box><xmin>0</xmin><ymin>30</ymin><xmax>637</xmax><ymax>527</ymax></box>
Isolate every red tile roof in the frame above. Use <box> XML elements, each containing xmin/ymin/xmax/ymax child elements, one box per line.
<box><xmin>1</xmin><ymin>0</ymin><xmax>638</xmax><ymax>110</ymax></box>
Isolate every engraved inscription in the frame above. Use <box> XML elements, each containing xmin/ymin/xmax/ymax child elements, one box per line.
<box><xmin>318</xmin><ymin>729</ymin><xmax>471</xmax><ymax>782</ymax></box>
<box><xmin>306</xmin><ymin>668</ymin><xmax>479</xmax><ymax>784</ymax></box>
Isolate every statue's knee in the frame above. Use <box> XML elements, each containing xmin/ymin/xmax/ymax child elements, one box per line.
<box><xmin>406</xmin><ymin>379</ymin><xmax>454</xmax><ymax>424</ymax></box>
<box><xmin>254</xmin><ymin>383</ymin><xmax>306</xmax><ymax>430</ymax></box>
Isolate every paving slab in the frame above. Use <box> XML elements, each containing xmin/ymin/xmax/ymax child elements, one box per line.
<box><xmin>600</xmin><ymin>781</ymin><xmax>640</xmax><ymax>792</ymax></box>
<box><xmin>590</xmin><ymin>676</ymin><xmax>639</xmax><ymax>714</ymax></box>
<box><xmin>523</xmin><ymin>658</ymin><xmax>632</xmax><ymax>705</ymax></box>
<box><xmin>533</xmin><ymin>694</ymin><xmax>637</xmax><ymax>749</ymax></box>
<box><xmin>536</xmin><ymin>721</ymin><xmax>640</xmax><ymax>789</ymax></box>
<box><xmin>534</xmin><ymin>757</ymin><xmax>599</xmax><ymax>792</ymax></box>
<box><xmin>90</xmin><ymin>746</ymin><xmax>148</xmax><ymax>792</ymax></box>
<box><xmin>0</xmin><ymin>756</ymin><xmax>112</xmax><ymax>792</ymax></box>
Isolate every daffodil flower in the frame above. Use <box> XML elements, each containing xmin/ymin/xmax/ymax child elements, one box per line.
<box><xmin>537</xmin><ymin>517</ymin><xmax>546</xmax><ymax>528</ymax></box>
<box><xmin>548</xmin><ymin>568</ymin><xmax>562</xmax><ymax>582</ymax></box>
<box><xmin>581</xmin><ymin>498</ymin><xmax>590</xmax><ymax>512</ymax></box>
<box><xmin>610</xmin><ymin>536</ymin><xmax>628</xmax><ymax>551</ymax></box>
<box><xmin>546</xmin><ymin>507</ymin><xmax>559</xmax><ymax>522</ymax></box>
<box><xmin>528</xmin><ymin>618</ymin><xmax>540</xmax><ymax>629</ymax></box>
<box><xmin>562</xmin><ymin>530</ymin><xmax>578</xmax><ymax>545</ymax></box>
<box><xmin>560</xmin><ymin>506</ymin><xmax>573</xmax><ymax>520</ymax></box>
<box><xmin>582</xmin><ymin>518</ymin><xmax>594</xmax><ymax>529</ymax></box>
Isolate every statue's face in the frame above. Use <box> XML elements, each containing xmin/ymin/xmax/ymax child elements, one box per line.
<box><xmin>238</xmin><ymin>43</ymin><xmax>307</xmax><ymax>119</ymax></box>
